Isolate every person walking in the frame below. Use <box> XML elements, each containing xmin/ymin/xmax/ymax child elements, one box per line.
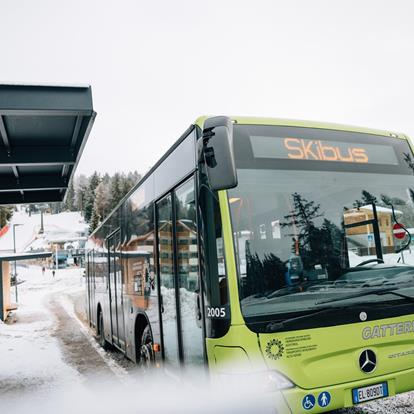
<box><xmin>42</xmin><ymin>266</ymin><xmax>45</xmax><ymax>276</ymax></box>
<box><xmin>52</xmin><ymin>269</ymin><xmax>55</xmax><ymax>278</ymax></box>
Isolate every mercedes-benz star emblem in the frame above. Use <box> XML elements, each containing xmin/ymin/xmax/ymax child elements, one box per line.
<box><xmin>359</xmin><ymin>349</ymin><xmax>377</xmax><ymax>373</ymax></box>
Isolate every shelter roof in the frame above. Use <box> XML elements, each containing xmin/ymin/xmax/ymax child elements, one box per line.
<box><xmin>0</xmin><ymin>84</ymin><xmax>95</xmax><ymax>204</ymax></box>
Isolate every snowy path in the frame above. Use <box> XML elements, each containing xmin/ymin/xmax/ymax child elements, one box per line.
<box><xmin>0</xmin><ymin>265</ymin><xmax>134</xmax><ymax>409</ymax></box>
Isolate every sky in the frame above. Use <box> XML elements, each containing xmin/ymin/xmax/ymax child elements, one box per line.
<box><xmin>1</xmin><ymin>0</ymin><xmax>414</xmax><ymax>176</ymax></box>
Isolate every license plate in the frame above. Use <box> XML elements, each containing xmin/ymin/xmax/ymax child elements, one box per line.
<box><xmin>352</xmin><ymin>382</ymin><xmax>388</xmax><ymax>404</ymax></box>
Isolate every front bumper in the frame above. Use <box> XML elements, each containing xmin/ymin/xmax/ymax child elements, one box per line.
<box><xmin>278</xmin><ymin>366</ymin><xmax>414</xmax><ymax>413</ymax></box>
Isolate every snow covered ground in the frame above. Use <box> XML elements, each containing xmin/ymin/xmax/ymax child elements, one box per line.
<box><xmin>0</xmin><ymin>266</ymin><xmax>91</xmax><ymax>395</ymax></box>
<box><xmin>0</xmin><ymin>210</ymin><xmax>88</xmax><ymax>253</ymax></box>
<box><xmin>0</xmin><ymin>266</ymin><xmax>136</xmax><ymax>406</ymax></box>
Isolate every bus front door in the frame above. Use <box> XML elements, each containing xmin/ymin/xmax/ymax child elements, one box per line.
<box><xmin>156</xmin><ymin>177</ymin><xmax>204</xmax><ymax>368</ymax></box>
<box><xmin>107</xmin><ymin>230</ymin><xmax>126</xmax><ymax>351</ymax></box>
<box><xmin>87</xmin><ymin>251</ymin><xmax>96</xmax><ymax>327</ymax></box>
<box><xmin>157</xmin><ymin>194</ymin><xmax>181</xmax><ymax>367</ymax></box>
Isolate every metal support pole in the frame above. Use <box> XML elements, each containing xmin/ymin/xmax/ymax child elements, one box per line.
<box><xmin>55</xmin><ymin>244</ymin><xmax>58</xmax><ymax>272</ymax></box>
<box><xmin>39</xmin><ymin>209</ymin><xmax>44</xmax><ymax>234</ymax></box>
<box><xmin>13</xmin><ymin>224</ymin><xmax>18</xmax><ymax>303</ymax></box>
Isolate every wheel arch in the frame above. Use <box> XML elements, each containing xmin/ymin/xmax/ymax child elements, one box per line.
<box><xmin>134</xmin><ymin>312</ymin><xmax>151</xmax><ymax>362</ymax></box>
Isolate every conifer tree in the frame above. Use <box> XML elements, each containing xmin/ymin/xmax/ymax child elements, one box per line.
<box><xmin>281</xmin><ymin>192</ymin><xmax>323</xmax><ymax>266</ymax></box>
<box><xmin>75</xmin><ymin>175</ymin><xmax>88</xmax><ymax>214</ymax></box>
<box><xmin>89</xmin><ymin>203</ymin><xmax>100</xmax><ymax>233</ymax></box>
<box><xmin>84</xmin><ymin>172</ymin><xmax>101</xmax><ymax>221</ymax></box>
<box><xmin>121</xmin><ymin>173</ymin><xmax>134</xmax><ymax>197</ymax></box>
<box><xmin>69</xmin><ymin>170</ymin><xmax>143</xmax><ymax>226</ymax></box>
<box><xmin>94</xmin><ymin>182</ymin><xmax>111</xmax><ymax>221</ymax></box>
<box><xmin>64</xmin><ymin>180</ymin><xmax>76</xmax><ymax>211</ymax></box>
<box><xmin>102</xmin><ymin>172</ymin><xmax>111</xmax><ymax>185</ymax></box>
<box><xmin>353</xmin><ymin>190</ymin><xmax>377</xmax><ymax>208</ymax></box>
<box><xmin>110</xmin><ymin>172</ymin><xmax>123</xmax><ymax>208</ymax></box>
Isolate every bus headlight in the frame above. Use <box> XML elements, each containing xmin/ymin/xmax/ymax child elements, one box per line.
<box><xmin>265</xmin><ymin>370</ymin><xmax>295</xmax><ymax>391</ymax></box>
<box><xmin>214</xmin><ymin>370</ymin><xmax>294</xmax><ymax>393</ymax></box>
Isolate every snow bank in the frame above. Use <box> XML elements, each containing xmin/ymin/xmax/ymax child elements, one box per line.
<box><xmin>348</xmin><ymin>249</ymin><xmax>414</xmax><ymax>267</ymax></box>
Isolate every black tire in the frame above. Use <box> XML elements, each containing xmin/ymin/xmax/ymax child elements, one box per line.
<box><xmin>139</xmin><ymin>325</ymin><xmax>154</xmax><ymax>369</ymax></box>
<box><xmin>98</xmin><ymin>312</ymin><xmax>109</xmax><ymax>350</ymax></box>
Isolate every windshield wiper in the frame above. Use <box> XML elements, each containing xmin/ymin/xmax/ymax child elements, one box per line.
<box><xmin>266</xmin><ymin>280</ymin><xmax>330</xmax><ymax>299</ymax></box>
<box><xmin>265</xmin><ymin>289</ymin><xmax>414</xmax><ymax>332</ymax></box>
<box><xmin>315</xmin><ymin>287</ymin><xmax>414</xmax><ymax>305</ymax></box>
<box><xmin>266</xmin><ymin>305</ymin><xmax>348</xmax><ymax>332</ymax></box>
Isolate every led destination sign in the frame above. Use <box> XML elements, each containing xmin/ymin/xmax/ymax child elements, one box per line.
<box><xmin>250</xmin><ymin>136</ymin><xmax>399</xmax><ymax>165</ymax></box>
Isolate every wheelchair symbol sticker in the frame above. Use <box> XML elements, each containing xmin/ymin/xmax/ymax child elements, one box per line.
<box><xmin>318</xmin><ymin>391</ymin><xmax>331</xmax><ymax>407</ymax></box>
<box><xmin>302</xmin><ymin>394</ymin><xmax>316</xmax><ymax>410</ymax></box>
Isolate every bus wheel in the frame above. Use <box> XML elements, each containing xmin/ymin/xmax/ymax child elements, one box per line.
<box><xmin>140</xmin><ymin>325</ymin><xmax>154</xmax><ymax>369</ymax></box>
<box><xmin>98</xmin><ymin>312</ymin><xmax>109</xmax><ymax>350</ymax></box>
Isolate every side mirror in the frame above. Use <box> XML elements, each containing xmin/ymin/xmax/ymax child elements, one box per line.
<box><xmin>201</xmin><ymin>116</ymin><xmax>238</xmax><ymax>191</ymax></box>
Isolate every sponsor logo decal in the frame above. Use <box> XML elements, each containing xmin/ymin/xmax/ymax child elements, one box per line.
<box><xmin>265</xmin><ymin>338</ymin><xmax>284</xmax><ymax>360</ymax></box>
<box><xmin>362</xmin><ymin>321</ymin><xmax>414</xmax><ymax>339</ymax></box>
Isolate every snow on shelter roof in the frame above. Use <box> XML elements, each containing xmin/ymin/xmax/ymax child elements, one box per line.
<box><xmin>0</xmin><ymin>84</ymin><xmax>96</xmax><ymax>204</ymax></box>
<box><xmin>0</xmin><ymin>251</ymin><xmax>52</xmax><ymax>261</ymax></box>
<box><xmin>360</xmin><ymin>205</ymin><xmax>403</xmax><ymax>215</ymax></box>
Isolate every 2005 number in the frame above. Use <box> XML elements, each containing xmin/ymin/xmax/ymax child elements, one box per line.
<box><xmin>206</xmin><ymin>307</ymin><xmax>226</xmax><ymax>318</ymax></box>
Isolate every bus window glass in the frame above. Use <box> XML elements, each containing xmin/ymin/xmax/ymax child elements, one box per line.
<box><xmin>123</xmin><ymin>187</ymin><xmax>159</xmax><ymax>360</ymax></box>
<box><xmin>157</xmin><ymin>195</ymin><xmax>180</xmax><ymax>366</ymax></box>
<box><xmin>92</xmin><ymin>226</ymin><xmax>108</xmax><ymax>292</ymax></box>
<box><xmin>175</xmin><ymin>178</ymin><xmax>204</xmax><ymax>365</ymax></box>
<box><xmin>229</xmin><ymin>124</ymin><xmax>414</xmax><ymax>332</ymax></box>
<box><xmin>124</xmin><ymin>200</ymin><xmax>156</xmax><ymax>301</ymax></box>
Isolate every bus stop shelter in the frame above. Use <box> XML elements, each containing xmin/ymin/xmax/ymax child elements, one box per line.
<box><xmin>0</xmin><ymin>251</ymin><xmax>52</xmax><ymax>321</ymax></box>
<box><xmin>0</xmin><ymin>83</ymin><xmax>95</xmax><ymax>320</ymax></box>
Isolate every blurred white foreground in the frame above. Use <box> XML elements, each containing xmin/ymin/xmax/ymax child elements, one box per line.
<box><xmin>0</xmin><ymin>265</ymin><xmax>278</xmax><ymax>414</ymax></box>
<box><xmin>2</xmin><ymin>374</ymin><xmax>279</xmax><ymax>414</ymax></box>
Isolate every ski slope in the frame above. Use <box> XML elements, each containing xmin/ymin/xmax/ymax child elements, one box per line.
<box><xmin>0</xmin><ymin>211</ymin><xmax>88</xmax><ymax>253</ymax></box>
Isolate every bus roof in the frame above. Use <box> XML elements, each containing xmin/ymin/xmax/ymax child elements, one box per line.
<box><xmin>194</xmin><ymin>116</ymin><xmax>407</xmax><ymax>140</ymax></box>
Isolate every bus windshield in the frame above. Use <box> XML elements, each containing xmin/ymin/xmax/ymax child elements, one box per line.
<box><xmin>229</xmin><ymin>124</ymin><xmax>414</xmax><ymax>330</ymax></box>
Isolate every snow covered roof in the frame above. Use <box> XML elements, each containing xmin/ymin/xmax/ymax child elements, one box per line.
<box><xmin>0</xmin><ymin>251</ymin><xmax>52</xmax><ymax>261</ymax></box>
<box><xmin>359</xmin><ymin>205</ymin><xmax>403</xmax><ymax>215</ymax></box>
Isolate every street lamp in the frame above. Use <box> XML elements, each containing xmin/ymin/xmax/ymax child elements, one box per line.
<box><xmin>39</xmin><ymin>204</ymin><xmax>47</xmax><ymax>234</ymax></box>
<box><xmin>13</xmin><ymin>223</ymin><xmax>23</xmax><ymax>303</ymax></box>
<box><xmin>39</xmin><ymin>208</ymin><xmax>44</xmax><ymax>234</ymax></box>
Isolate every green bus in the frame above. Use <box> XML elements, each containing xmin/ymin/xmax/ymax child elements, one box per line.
<box><xmin>85</xmin><ymin>116</ymin><xmax>414</xmax><ymax>413</ymax></box>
